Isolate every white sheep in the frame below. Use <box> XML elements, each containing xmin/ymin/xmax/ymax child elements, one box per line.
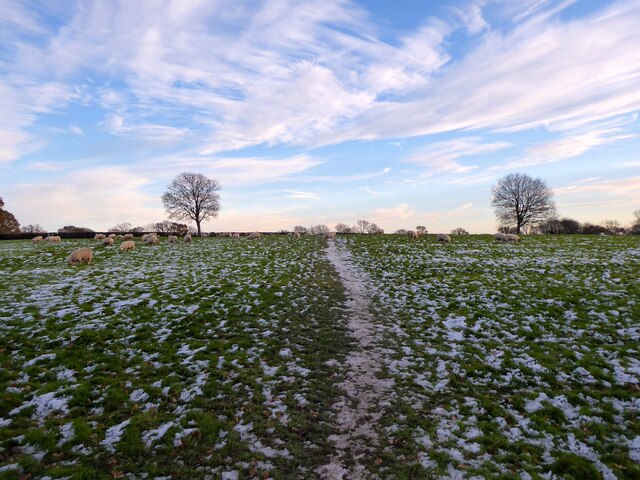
<box><xmin>120</xmin><ymin>240</ymin><xmax>135</xmax><ymax>251</ymax></box>
<box><xmin>324</xmin><ymin>231</ymin><xmax>336</xmax><ymax>239</ymax></box>
<box><xmin>144</xmin><ymin>234</ymin><xmax>158</xmax><ymax>244</ymax></box>
<box><xmin>168</xmin><ymin>235</ymin><xmax>177</xmax><ymax>243</ymax></box>
<box><xmin>123</xmin><ymin>233</ymin><xmax>134</xmax><ymax>240</ymax></box>
<box><xmin>32</xmin><ymin>236</ymin><xmax>43</xmax><ymax>242</ymax></box>
<box><xmin>294</xmin><ymin>232</ymin><xmax>301</xmax><ymax>239</ymax></box>
<box><xmin>407</xmin><ymin>230</ymin><xmax>419</xmax><ymax>240</ymax></box>
<box><xmin>45</xmin><ymin>235</ymin><xmax>61</xmax><ymax>242</ymax></box>
<box><xmin>108</xmin><ymin>233</ymin><xmax>116</xmax><ymax>238</ymax></box>
<box><xmin>437</xmin><ymin>233</ymin><xmax>451</xmax><ymax>243</ymax></box>
<box><xmin>115</xmin><ymin>234</ymin><xmax>124</xmax><ymax>240</ymax></box>
<box><xmin>184</xmin><ymin>233</ymin><xmax>192</xmax><ymax>242</ymax></box>
<box><xmin>505</xmin><ymin>233</ymin><xmax>520</xmax><ymax>242</ymax></box>
<box><xmin>232</xmin><ymin>233</ymin><xmax>240</xmax><ymax>239</ymax></box>
<box><xmin>102</xmin><ymin>237</ymin><xmax>114</xmax><ymax>246</ymax></box>
<box><xmin>248</xmin><ymin>232</ymin><xmax>261</xmax><ymax>239</ymax></box>
<box><xmin>68</xmin><ymin>247</ymin><xmax>93</xmax><ymax>265</ymax></box>
<box><xmin>494</xmin><ymin>233</ymin><xmax>507</xmax><ymax>241</ymax></box>
<box><xmin>95</xmin><ymin>234</ymin><xmax>106</xmax><ymax>240</ymax></box>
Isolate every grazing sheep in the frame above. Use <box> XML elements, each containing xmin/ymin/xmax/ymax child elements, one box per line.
<box><xmin>248</xmin><ymin>232</ymin><xmax>261</xmax><ymax>240</ymax></box>
<box><xmin>184</xmin><ymin>233</ymin><xmax>192</xmax><ymax>242</ymax></box>
<box><xmin>437</xmin><ymin>233</ymin><xmax>451</xmax><ymax>243</ymax></box>
<box><xmin>32</xmin><ymin>236</ymin><xmax>43</xmax><ymax>242</ymax></box>
<box><xmin>504</xmin><ymin>233</ymin><xmax>520</xmax><ymax>242</ymax></box>
<box><xmin>123</xmin><ymin>233</ymin><xmax>133</xmax><ymax>240</ymax></box>
<box><xmin>232</xmin><ymin>233</ymin><xmax>240</xmax><ymax>239</ymax></box>
<box><xmin>140</xmin><ymin>233</ymin><xmax>149</xmax><ymax>242</ymax></box>
<box><xmin>67</xmin><ymin>247</ymin><xmax>93</xmax><ymax>265</ymax></box>
<box><xmin>294</xmin><ymin>232</ymin><xmax>301</xmax><ymax>239</ymax></box>
<box><xmin>324</xmin><ymin>231</ymin><xmax>336</xmax><ymax>239</ymax></box>
<box><xmin>102</xmin><ymin>237</ymin><xmax>114</xmax><ymax>246</ymax></box>
<box><xmin>143</xmin><ymin>234</ymin><xmax>158</xmax><ymax>244</ymax></box>
<box><xmin>115</xmin><ymin>234</ymin><xmax>124</xmax><ymax>240</ymax></box>
<box><xmin>168</xmin><ymin>235</ymin><xmax>177</xmax><ymax>243</ymax></box>
<box><xmin>407</xmin><ymin>230</ymin><xmax>419</xmax><ymax>240</ymax></box>
<box><xmin>45</xmin><ymin>235</ymin><xmax>61</xmax><ymax>242</ymax></box>
<box><xmin>120</xmin><ymin>240</ymin><xmax>135</xmax><ymax>251</ymax></box>
<box><xmin>108</xmin><ymin>233</ymin><xmax>116</xmax><ymax>238</ymax></box>
<box><xmin>494</xmin><ymin>233</ymin><xmax>507</xmax><ymax>241</ymax></box>
<box><xmin>95</xmin><ymin>234</ymin><xmax>106</xmax><ymax>240</ymax></box>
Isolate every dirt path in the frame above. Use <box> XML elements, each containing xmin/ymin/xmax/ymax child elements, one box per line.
<box><xmin>317</xmin><ymin>240</ymin><xmax>394</xmax><ymax>479</ymax></box>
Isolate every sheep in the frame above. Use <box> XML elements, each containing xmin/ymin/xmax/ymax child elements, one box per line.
<box><xmin>32</xmin><ymin>236</ymin><xmax>43</xmax><ymax>242</ymax></box>
<box><xmin>120</xmin><ymin>240</ymin><xmax>135</xmax><ymax>251</ymax></box>
<box><xmin>143</xmin><ymin>234</ymin><xmax>158</xmax><ymax>244</ymax></box>
<box><xmin>504</xmin><ymin>233</ymin><xmax>520</xmax><ymax>242</ymax></box>
<box><xmin>67</xmin><ymin>247</ymin><xmax>93</xmax><ymax>265</ymax></box>
<box><xmin>248</xmin><ymin>232</ymin><xmax>261</xmax><ymax>240</ymax></box>
<box><xmin>184</xmin><ymin>233</ymin><xmax>192</xmax><ymax>242</ymax></box>
<box><xmin>115</xmin><ymin>234</ymin><xmax>124</xmax><ymax>240</ymax></box>
<box><xmin>123</xmin><ymin>233</ymin><xmax>133</xmax><ymax>240</ymax></box>
<box><xmin>294</xmin><ymin>232</ymin><xmax>301</xmax><ymax>239</ymax></box>
<box><xmin>324</xmin><ymin>231</ymin><xmax>336</xmax><ymax>239</ymax></box>
<box><xmin>494</xmin><ymin>233</ymin><xmax>507</xmax><ymax>241</ymax></box>
<box><xmin>168</xmin><ymin>235</ymin><xmax>177</xmax><ymax>243</ymax></box>
<box><xmin>407</xmin><ymin>230</ymin><xmax>419</xmax><ymax>240</ymax></box>
<box><xmin>45</xmin><ymin>235</ymin><xmax>61</xmax><ymax>242</ymax></box>
<box><xmin>232</xmin><ymin>233</ymin><xmax>240</xmax><ymax>239</ymax></box>
<box><xmin>437</xmin><ymin>233</ymin><xmax>451</xmax><ymax>243</ymax></box>
<box><xmin>102</xmin><ymin>237</ymin><xmax>114</xmax><ymax>246</ymax></box>
<box><xmin>95</xmin><ymin>234</ymin><xmax>106</xmax><ymax>240</ymax></box>
<box><xmin>108</xmin><ymin>233</ymin><xmax>116</xmax><ymax>238</ymax></box>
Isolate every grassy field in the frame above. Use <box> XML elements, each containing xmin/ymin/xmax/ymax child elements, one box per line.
<box><xmin>335</xmin><ymin>234</ymin><xmax>640</xmax><ymax>479</ymax></box>
<box><xmin>1</xmin><ymin>234</ymin><xmax>639</xmax><ymax>479</ymax></box>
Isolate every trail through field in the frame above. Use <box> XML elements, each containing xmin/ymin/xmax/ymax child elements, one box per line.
<box><xmin>317</xmin><ymin>239</ymin><xmax>394</xmax><ymax>479</ymax></box>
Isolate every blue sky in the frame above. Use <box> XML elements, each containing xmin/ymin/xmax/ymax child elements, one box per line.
<box><xmin>1</xmin><ymin>0</ymin><xmax>639</xmax><ymax>233</ymax></box>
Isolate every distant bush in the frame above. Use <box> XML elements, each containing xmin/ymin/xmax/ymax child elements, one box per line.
<box><xmin>57</xmin><ymin>225</ymin><xmax>94</xmax><ymax>233</ymax></box>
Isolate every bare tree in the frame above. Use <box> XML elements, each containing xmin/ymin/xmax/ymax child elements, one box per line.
<box><xmin>416</xmin><ymin>225</ymin><xmax>428</xmax><ymax>235</ymax></box>
<box><xmin>491</xmin><ymin>173</ymin><xmax>555</xmax><ymax>234</ymax></box>
<box><xmin>335</xmin><ymin>223</ymin><xmax>352</xmax><ymax>233</ymax></box>
<box><xmin>110</xmin><ymin>222</ymin><xmax>133</xmax><ymax>233</ymax></box>
<box><xmin>355</xmin><ymin>219</ymin><xmax>371</xmax><ymax>233</ymax></box>
<box><xmin>308</xmin><ymin>224</ymin><xmax>329</xmax><ymax>235</ymax></box>
<box><xmin>450</xmin><ymin>227</ymin><xmax>469</xmax><ymax>235</ymax></box>
<box><xmin>631</xmin><ymin>209</ymin><xmax>640</xmax><ymax>235</ymax></box>
<box><xmin>162</xmin><ymin>172</ymin><xmax>221</xmax><ymax>236</ymax></box>
<box><xmin>293</xmin><ymin>226</ymin><xmax>308</xmax><ymax>234</ymax></box>
<box><xmin>22</xmin><ymin>224</ymin><xmax>46</xmax><ymax>234</ymax></box>
<box><xmin>367</xmin><ymin>223</ymin><xmax>383</xmax><ymax>234</ymax></box>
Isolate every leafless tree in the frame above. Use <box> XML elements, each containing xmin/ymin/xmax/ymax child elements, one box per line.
<box><xmin>367</xmin><ymin>223</ymin><xmax>383</xmax><ymax>234</ymax></box>
<box><xmin>335</xmin><ymin>223</ymin><xmax>352</xmax><ymax>233</ymax></box>
<box><xmin>354</xmin><ymin>219</ymin><xmax>371</xmax><ymax>233</ymax></box>
<box><xmin>416</xmin><ymin>225</ymin><xmax>428</xmax><ymax>234</ymax></box>
<box><xmin>110</xmin><ymin>222</ymin><xmax>133</xmax><ymax>233</ymax></box>
<box><xmin>491</xmin><ymin>173</ymin><xmax>555</xmax><ymax>234</ymax></box>
<box><xmin>450</xmin><ymin>227</ymin><xmax>469</xmax><ymax>235</ymax></box>
<box><xmin>22</xmin><ymin>224</ymin><xmax>46</xmax><ymax>234</ymax></box>
<box><xmin>632</xmin><ymin>209</ymin><xmax>640</xmax><ymax>234</ymax></box>
<box><xmin>293</xmin><ymin>226</ymin><xmax>308</xmax><ymax>234</ymax></box>
<box><xmin>162</xmin><ymin>172</ymin><xmax>221</xmax><ymax>236</ymax></box>
<box><xmin>394</xmin><ymin>229</ymin><xmax>408</xmax><ymax>235</ymax></box>
<box><xmin>308</xmin><ymin>224</ymin><xmax>329</xmax><ymax>235</ymax></box>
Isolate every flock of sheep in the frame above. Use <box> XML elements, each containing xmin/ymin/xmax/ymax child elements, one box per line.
<box><xmin>29</xmin><ymin>229</ymin><xmax>520</xmax><ymax>266</ymax></box>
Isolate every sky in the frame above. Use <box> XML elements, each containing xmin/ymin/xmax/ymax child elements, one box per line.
<box><xmin>1</xmin><ymin>0</ymin><xmax>639</xmax><ymax>234</ymax></box>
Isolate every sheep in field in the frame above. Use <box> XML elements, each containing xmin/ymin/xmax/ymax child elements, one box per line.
<box><xmin>68</xmin><ymin>247</ymin><xmax>93</xmax><ymax>265</ymax></box>
<box><xmin>232</xmin><ymin>233</ymin><xmax>240</xmax><ymax>238</ymax></box>
<box><xmin>168</xmin><ymin>235</ymin><xmax>177</xmax><ymax>243</ymax></box>
<box><xmin>45</xmin><ymin>235</ymin><xmax>61</xmax><ymax>242</ymax></box>
<box><xmin>294</xmin><ymin>232</ymin><xmax>301</xmax><ymax>239</ymax></box>
<box><xmin>123</xmin><ymin>233</ymin><xmax>133</xmax><ymax>240</ymax></box>
<box><xmin>144</xmin><ymin>234</ymin><xmax>158</xmax><ymax>244</ymax></box>
<box><xmin>505</xmin><ymin>233</ymin><xmax>520</xmax><ymax>242</ymax></box>
<box><xmin>494</xmin><ymin>233</ymin><xmax>507</xmax><ymax>241</ymax></box>
<box><xmin>407</xmin><ymin>230</ymin><xmax>419</xmax><ymax>240</ymax></box>
<box><xmin>102</xmin><ymin>238</ymin><xmax>114</xmax><ymax>246</ymax></box>
<box><xmin>248</xmin><ymin>232</ymin><xmax>261</xmax><ymax>239</ymax></box>
<box><xmin>184</xmin><ymin>234</ymin><xmax>192</xmax><ymax>242</ymax></box>
<box><xmin>32</xmin><ymin>236</ymin><xmax>43</xmax><ymax>242</ymax></box>
<box><xmin>120</xmin><ymin>240</ymin><xmax>135</xmax><ymax>251</ymax></box>
<box><xmin>95</xmin><ymin>234</ymin><xmax>106</xmax><ymax>240</ymax></box>
<box><xmin>324</xmin><ymin>231</ymin><xmax>336</xmax><ymax>239</ymax></box>
<box><xmin>115</xmin><ymin>234</ymin><xmax>124</xmax><ymax>240</ymax></box>
<box><xmin>108</xmin><ymin>233</ymin><xmax>116</xmax><ymax>238</ymax></box>
<box><xmin>437</xmin><ymin>233</ymin><xmax>451</xmax><ymax>243</ymax></box>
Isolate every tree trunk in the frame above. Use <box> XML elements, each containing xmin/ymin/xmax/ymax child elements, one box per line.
<box><xmin>196</xmin><ymin>220</ymin><xmax>201</xmax><ymax>237</ymax></box>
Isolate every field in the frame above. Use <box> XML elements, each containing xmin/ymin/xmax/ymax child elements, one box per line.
<box><xmin>1</xmin><ymin>234</ymin><xmax>639</xmax><ymax>479</ymax></box>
